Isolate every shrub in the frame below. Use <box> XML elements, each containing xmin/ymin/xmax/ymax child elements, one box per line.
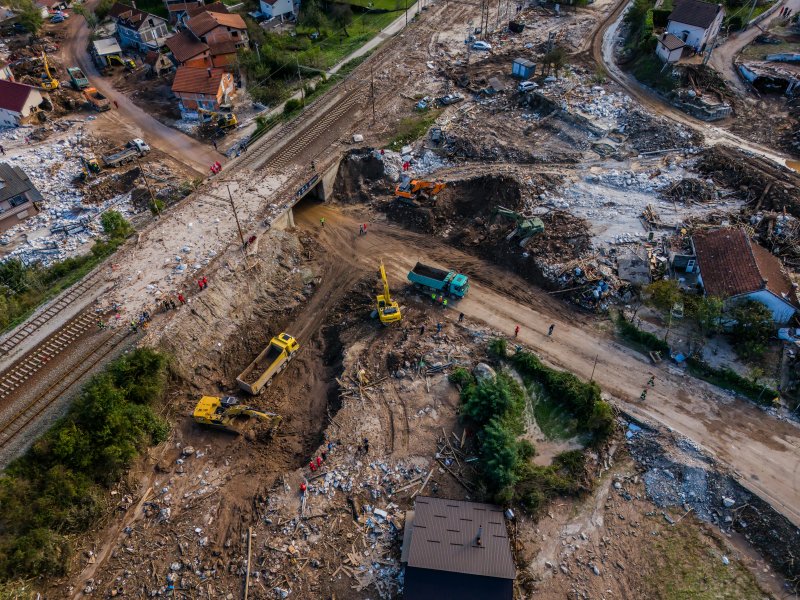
<box><xmin>448</xmin><ymin>367</ymin><xmax>474</xmax><ymax>389</ymax></box>
<box><xmin>652</xmin><ymin>8</ymin><xmax>671</xmax><ymax>26</ymax></box>
<box><xmin>730</xmin><ymin>300</ymin><xmax>773</xmax><ymax>358</ymax></box>
<box><xmin>284</xmin><ymin>98</ymin><xmax>303</xmax><ymax>114</ymax></box>
<box><xmin>646</xmin><ymin>279</ymin><xmax>681</xmax><ymax>312</ymax></box>
<box><xmin>489</xmin><ymin>337</ymin><xmax>507</xmax><ymax>358</ymax></box>
<box><xmin>0</xmin><ymin>349</ymin><xmax>170</xmax><ymax>579</ymax></box>
<box><xmin>686</xmin><ymin>356</ymin><xmax>778</xmax><ymax>405</ymax></box>
<box><xmin>101</xmin><ymin>210</ymin><xmax>134</xmax><ymax>240</ymax></box>
<box><xmin>616</xmin><ymin>313</ymin><xmax>670</xmax><ymax>354</ymax></box>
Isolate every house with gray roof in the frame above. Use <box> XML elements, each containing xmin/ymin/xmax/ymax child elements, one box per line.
<box><xmin>0</xmin><ymin>164</ymin><xmax>43</xmax><ymax>233</ymax></box>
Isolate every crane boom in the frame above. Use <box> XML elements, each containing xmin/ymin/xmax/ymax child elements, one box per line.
<box><xmin>380</xmin><ymin>261</ymin><xmax>392</xmax><ymax>304</ymax></box>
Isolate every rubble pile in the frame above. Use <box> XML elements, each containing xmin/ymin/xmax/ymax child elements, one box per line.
<box><xmin>697</xmin><ymin>145</ymin><xmax>800</xmax><ymax>217</ymax></box>
<box><xmin>626</xmin><ymin>421</ymin><xmax>800</xmax><ymax>586</ymax></box>
<box><xmin>661</xmin><ymin>177</ymin><xmax>718</xmax><ymax>203</ymax></box>
<box><xmin>621</xmin><ymin>109</ymin><xmax>704</xmax><ymax>153</ymax></box>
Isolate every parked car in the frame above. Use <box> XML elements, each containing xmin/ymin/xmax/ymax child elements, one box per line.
<box><xmin>50</xmin><ymin>13</ymin><xmax>65</xmax><ymax>23</ymax></box>
<box><xmin>436</xmin><ymin>93</ymin><xmax>464</xmax><ymax>106</ymax></box>
<box><xmin>471</xmin><ymin>41</ymin><xmax>492</xmax><ymax>51</ymax></box>
<box><xmin>517</xmin><ymin>80</ymin><xmax>538</xmax><ymax>92</ymax></box>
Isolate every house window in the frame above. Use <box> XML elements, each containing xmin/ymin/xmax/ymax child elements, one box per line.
<box><xmin>9</xmin><ymin>195</ymin><xmax>28</xmax><ymax>208</ymax></box>
<box><xmin>231</xmin><ymin>30</ymin><xmax>238</xmax><ymax>37</ymax></box>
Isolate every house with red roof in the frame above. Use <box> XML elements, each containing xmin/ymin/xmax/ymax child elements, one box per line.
<box><xmin>171</xmin><ymin>66</ymin><xmax>234</xmax><ymax>118</ymax></box>
<box><xmin>0</xmin><ymin>80</ymin><xmax>49</xmax><ymax>128</ymax></box>
<box><xmin>691</xmin><ymin>228</ymin><xmax>798</xmax><ymax>323</ymax></box>
<box><xmin>186</xmin><ymin>9</ymin><xmax>248</xmax><ymax>47</ymax></box>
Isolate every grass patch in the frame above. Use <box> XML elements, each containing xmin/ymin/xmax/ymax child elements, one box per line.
<box><xmin>686</xmin><ymin>356</ymin><xmax>778</xmax><ymax>405</ymax></box>
<box><xmin>630</xmin><ymin>53</ymin><xmax>677</xmax><ymax>92</ymax></box>
<box><xmin>0</xmin><ymin>211</ymin><xmax>132</xmax><ymax>334</ymax></box>
<box><xmin>647</xmin><ymin>520</ymin><xmax>767</xmax><ymax>599</ymax></box>
<box><xmin>341</xmin><ymin>0</ymin><xmax>405</xmax><ymax>9</ymax></box>
<box><xmin>123</xmin><ymin>0</ymin><xmax>168</xmax><ymax>18</ymax></box>
<box><xmin>0</xmin><ymin>348</ymin><xmax>170</xmax><ymax>580</ymax></box>
<box><xmin>386</xmin><ymin>108</ymin><xmax>443</xmax><ymax>149</ymax></box>
<box><xmin>526</xmin><ymin>382</ymin><xmax>579</xmax><ymax>441</ymax></box>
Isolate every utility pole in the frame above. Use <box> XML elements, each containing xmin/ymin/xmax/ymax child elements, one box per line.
<box><xmin>135</xmin><ymin>157</ymin><xmax>159</xmax><ymax>215</ymax></box>
<box><xmin>405</xmin><ymin>0</ymin><xmax>408</xmax><ymax>26</ymax></box>
<box><xmin>226</xmin><ymin>184</ymin><xmax>246</xmax><ymax>248</ymax></box>
<box><xmin>296</xmin><ymin>55</ymin><xmax>304</xmax><ymax>106</ymax></box>
<box><xmin>590</xmin><ymin>354</ymin><xmax>599</xmax><ymax>382</ymax></box>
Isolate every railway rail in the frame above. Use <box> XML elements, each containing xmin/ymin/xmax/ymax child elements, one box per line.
<box><xmin>0</xmin><ymin>327</ymin><xmax>131</xmax><ymax>451</ymax></box>
<box><xmin>0</xmin><ymin>267</ymin><xmax>107</xmax><ymax>359</ymax></box>
<box><xmin>0</xmin><ymin>308</ymin><xmax>101</xmax><ymax>401</ymax></box>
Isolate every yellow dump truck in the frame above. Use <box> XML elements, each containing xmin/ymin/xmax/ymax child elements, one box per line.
<box><xmin>193</xmin><ymin>395</ymin><xmax>281</xmax><ymax>434</ymax></box>
<box><xmin>236</xmin><ymin>333</ymin><xmax>299</xmax><ymax>395</ymax></box>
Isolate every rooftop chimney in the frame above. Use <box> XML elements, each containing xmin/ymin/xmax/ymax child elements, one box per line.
<box><xmin>476</xmin><ymin>525</ymin><xmax>483</xmax><ymax>547</ymax></box>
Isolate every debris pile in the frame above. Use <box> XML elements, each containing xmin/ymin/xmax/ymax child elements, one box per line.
<box><xmin>621</xmin><ymin>109</ymin><xmax>704</xmax><ymax>153</ymax></box>
<box><xmin>661</xmin><ymin>177</ymin><xmax>718</xmax><ymax>203</ymax></box>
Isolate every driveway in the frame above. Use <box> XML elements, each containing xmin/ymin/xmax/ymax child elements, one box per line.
<box><xmin>59</xmin><ymin>5</ymin><xmax>223</xmax><ymax>176</ymax></box>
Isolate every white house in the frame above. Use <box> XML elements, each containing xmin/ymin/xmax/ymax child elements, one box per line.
<box><xmin>692</xmin><ymin>228</ymin><xmax>798</xmax><ymax>324</ymax></box>
<box><xmin>259</xmin><ymin>0</ymin><xmax>295</xmax><ymax>20</ymax></box>
<box><xmin>0</xmin><ymin>79</ymin><xmax>48</xmax><ymax>128</ymax></box>
<box><xmin>666</xmin><ymin>0</ymin><xmax>724</xmax><ymax>53</ymax></box>
<box><xmin>656</xmin><ymin>32</ymin><xmax>685</xmax><ymax>63</ymax></box>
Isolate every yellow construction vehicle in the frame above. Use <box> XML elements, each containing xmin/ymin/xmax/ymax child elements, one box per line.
<box><xmin>376</xmin><ymin>261</ymin><xmax>401</xmax><ymax>325</ymax></box>
<box><xmin>394</xmin><ymin>178</ymin><xmax>446</xmax><ymax>205</ymax></box>
<box><xmin>40</xmin><ymin>52</ymin><xmax>59</xmax><ymax>90</ymax></box>
<box><xmin>193</xmin><ymin>395</ymin><xmax>282</xmax><ymax>435</ymax></box>
<box><xmin>198</xmin><ymin>108</ymin><xmax>238</xmax><ymax>131</ymax></box>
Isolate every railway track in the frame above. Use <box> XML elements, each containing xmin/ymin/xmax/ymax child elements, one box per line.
<box><xmin>0</xmin><ymin>327</ymin><xmax>131</xmax><ymax>451</ymax></box>
<box><xmin>0</xmin><ymin>268</ymin><xmax>106</xmax><ymax>359</ymax></box>
<box><xmin>0</xmin><ymin>308</ymin><xmax>99</xmax><ymax>401</ymax></box>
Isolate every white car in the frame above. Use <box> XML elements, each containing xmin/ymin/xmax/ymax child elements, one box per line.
<box><xmin>517</xmin><ymin>80</ymin><xmax>538</xmax><ymax>92</ymax></box>
<box><xmin>471</xmin><ymin>41</ymin><xmax>492</xmax><ymax>51</ymax></box>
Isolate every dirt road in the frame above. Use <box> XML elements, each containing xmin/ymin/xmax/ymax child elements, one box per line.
<box><xmin>293</xmin><ymin>201</ymin><xmax>800</xmax><ymax>529</ymax></box>
<box><xmin>58</xmin><ymin>6</ymin><xmax>222</xmax><ymax>176</ymax></box>
<box><xmin>709</xmin><ymin>0</ymin><xmax>800</xmax><ymax>94</ymax></box>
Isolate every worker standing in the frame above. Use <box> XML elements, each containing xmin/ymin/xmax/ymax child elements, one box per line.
<box><xmin>458</xmin><ymin>312</ymin><xmax>464</xmax><ymax>323</ymax></box>
<box><xmin>363</xmin><ymin>223</ymin><xmax>367</xmax><ymax>235</ymax></box>
<box><xmin>419</xmin><ymin>324</ymin><xmax>425</xmax><ymax>335</ymax></box>
<box><xmin>437</xmin><ymin>322</ymin><xmax>442</xmax><ymax>334</ymax></box>
<box><xmin>514</xmin><ymin>325</ymin><xmax>520</xmax><ymax>338</ymax></box>
<box><xmin>178</xmin><ymin>293</ymin><xmax>185</xmax><ymax>304</ymax></box>
<box><xmin>320</xmin><ymin>217</ymin><xmax>325</xmax><ymax>228</ymax></box>
<box><xmin>647</xmin><ymin>375</ymin><xmax>655</xmax><ymax>387</ymax></box>
<box><xmin>640</xmin><ymin>389</ymin><xmax>648</xmax><ymax>402</ymax></box>
<box><xmin>442</xmin><ymin>298</ymin><xmax>448</xmax><ymax>309</ymax></box>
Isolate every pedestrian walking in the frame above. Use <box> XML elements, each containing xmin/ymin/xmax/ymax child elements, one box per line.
<box><xmin>299</xmin><ymin>482</ymin><xmax>307</xmax><ymax>494</ymax></box>
<box><xmin>640</xmin><ymin>389</ymin><xmax>647</xmax><ymax>401</ymax></box>
<box><xmin>169</xmin><ymin>299</ymin><xmax>177</xmax><ymax>310</ymax></box>
<box><xmin>311</xmin><ymin>160</ymin><xmax>316</xmax><ymax>171</ymax></box>
<box><xmin>198</xmin><ymin>279</ymin><xmax>204</xmax><ymax>291</ymax></box>
<box><xmin>309</xmin><ymin>460</ymin><xmax>317</xmax><ymax>472</ymax></box>
<box><xmin>419</xmin><ymin>324</ymin><xmax>425</xmax><ymax>335</ymax></box>
<box><xmin>647</xmin><ymin>375</ymin><xmax>655</xmax><ymax>387</ymax></box>
<box><xmin>0</xmin><ymin>145</ymin><xmax>4</xmax><ymax>155</ymax></box>
<box><xmin>97</xmin><ymin>319</ymin><xmax>105</xmax><ymax>329</ymax></box>
<box><xmin>442</xmin><ymin>298</ymin><xmax>448</xmax><ymax>309</ymax></box>
<box><xmin>431</xmin><ymin>293</ymin><xmax>437</xmax><ymax>302</ymax></box>
<box><xmin>514</xmin><ymin>325</ymin><xmax>520</xmax><ymax>338</ymax></box>
<box><xmin>178</xmin><ymin>293</ymin><xmax>185</xmax><ymax>304</ymax></box>
<box><xmin>316</xmin><ymin>456</ymin><xmax>323</xmax><ymax>468</ymax></box>
<box><xmin>320</xmin><ymin>217</ymin><xmax>325</xmax><ymax>227</ymax></box>
<box><xmin>363</xmin><ymin>223</ymin><xmax>367</xmax><ymax>235</ymax></box>
<box><xmin>213</xmin><ymin>140</ymin><xmax>217</xmax><ymax>150</ymax></box>
<box><xmin>321</xmin><ymin>449</ymin><xmax>327</xmax><ymax>461</ymax></box>
<box><xmin>547</xmin><ymin>323</ymin><xmax>555</xmax><ymax>337</ymax></box>
<box><xmin>363</xmin><ymin>437</ymin><xmax>369</xmax><ymax>454</ymax></box>
<box><xmin>113</xmin><ymin>100</ymin><xmax>119</xmax><ymax>108</ymax></box>
<box><xmin>202</xmin><ymin>276</ymin><xmax>208</xmax><ymax>289</ymax></box>
<box><xmin>437</xmin><ymin>322</ymin><xmax>442</xmax><ymax>333</ymax></box>
<box><xmin>359</xmin><ymin>224</ymin><xmax>364</xmax><ymax>235</ymax></box>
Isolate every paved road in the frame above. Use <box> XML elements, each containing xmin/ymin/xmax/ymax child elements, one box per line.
<box><xmin>710</xmin><ymin>0</ymin><xmax>800</xmax><ymax>94</ymax></box>
<box><xmin>58</xmin><ymin>4</ymin><xmax>223</xmax><ymax>176</ymax></box>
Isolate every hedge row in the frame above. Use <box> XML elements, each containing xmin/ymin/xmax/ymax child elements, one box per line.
<box><xmin>686</xmin><ymin>356</ymin><xmax>779</xmax><ymax>406</ymax></box>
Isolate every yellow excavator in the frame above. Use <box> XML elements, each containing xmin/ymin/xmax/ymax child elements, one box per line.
<box><xmin>376</xmin><ymin>261</ymin><xmax>401</xmax><ymax>325</ymax></box>
<box><xmin>40</xmin><ymin>52</ymin><xmax>59</xmax><ymax>90</ymax></box>
<box><xmin>193</xmin><ymin>396</ymin><xmax>282</xmax><ymax>435</ymax></box>
<box><xmin>198</xmin><ymin>108</ymin><xmax>238</xmax><ymax>130</ymax></box>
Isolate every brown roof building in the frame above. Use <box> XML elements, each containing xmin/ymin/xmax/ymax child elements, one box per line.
<box><xmin>692</xmin><ymin>228</ymin><xmax>798</xmax><ymax>323</ymax></box>
<box><xmin>186</xmin><ymin>10</ymin><xmax>248</xmax><ymax>47</ymax></box>
<box><xmin>401</xmin><ymin>496</ymin><xmax>516</xmax><ymax>600</ymax></box>
<box><xmin>171</xmin><ymin>66</ymin><xmax>234</xmax><ymax>115</ymax></box>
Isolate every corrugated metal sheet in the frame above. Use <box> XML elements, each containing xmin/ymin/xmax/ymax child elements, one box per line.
<box><xmin>405</xmin><ymin>496</ymin><xmax>515</xmax><ymax>580</ymax></box>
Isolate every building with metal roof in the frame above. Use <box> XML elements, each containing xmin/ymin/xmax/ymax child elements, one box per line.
<box><xmin>401</xmin><ymin>496</ymin><xmax>516</xmax><ymax>600</ymax></box>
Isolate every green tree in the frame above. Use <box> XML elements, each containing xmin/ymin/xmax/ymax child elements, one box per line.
<box><xmin>0</xmin><ymin>259</ymin><xmax>29</xmax><ymax>294</ymax></box>
<box><xmin>645</xmin><ymin>279</ymin><xmax>681</xmax><ymax>312</ymax></box>
<box><xmin>693</xmin><ymin>295</ymin><xmax>723</xmax><ymax>335</ymax></box>
<box><xmin>480</xmin><ymin>418</ymin><xmax>519</xmax><ymax>496</ymax></box>
<box><xmin>94</xmin><ymin>0</ymin><xmax>115</xmax><ymax>20</ymax></box>
<box><xmin>100</xmin><ymin>210</ymin><xmax>133</xmax><ymax>240</ymax></box>
<box><xmin>330</xmin><ymin>3</ymin><xmax>353</xmax><ymax>36</ymax></box>
<box><xmin>301</xmin><ymin>3</ymin><xmax>325</xmax><ymax>36</ymax></box>
<box><xmin>730</xmin><ymin>300</ymin><xmax>773</xmax><ymax>358</ymax></box>
<box><xmin>9</xmin><ymin>0</ymin><xmax>43</xmax><ymax>34</ymax></box>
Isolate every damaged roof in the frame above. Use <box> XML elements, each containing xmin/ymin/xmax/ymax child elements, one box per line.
<box><xmin>187</xmin><ymin>1</ymin><xmax>228</xmax><ymax>16</ymax></box>
<box><xmin>668</xmin><ymin>0</ymin><xmax>722</xmax><ymax>29</ymax></box>
<box><xmin>108</xmin><ymin>2</ymin><xmax>165</xmax><ymax>29</ymax></box>
<box><xmin>693</xmin><ymin>228</ymin><xmax>797</xmax><ymax>305</ymax></box>
<box><xmin>0</xmin><ymin>163</ymin><xmax>42</xmax><ymax>204</ymax></box>
<box><xmin>659</xmin><ymin>32</ymin><xmax>685</xmax><ymax>51</ymax></box>
<box><xmin>166</xmin><ymin>30</ymin><xmax>209</xmax><ymax>62</ymax></box>
<box><xmin>171</xmin><ymin>66</ymin><xmax>227</xmax><ymax>95</ymax></box>
<box><xmin>402</xmin><ymin>496</ymin><xmax>516</xmax><ymax>580</ymax></box>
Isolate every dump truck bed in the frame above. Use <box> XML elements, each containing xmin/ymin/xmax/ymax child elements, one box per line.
<box><xmin>410</xmin><ymin>262</ymin><xmax>449</xmax><ymax>282</ymax></box>
<box><xmin>236</xmin><ymin>334</ymin><xmax>298</xmax><ymax>395</ymax></box>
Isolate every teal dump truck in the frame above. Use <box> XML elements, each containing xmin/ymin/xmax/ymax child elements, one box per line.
<box><xmin>67</xmin><ymin>66</ymin><xmax>89</xmax><ymax>89</ymax></box>
<box><xmin>407</xmin><ymin>262</ymin><xmax>469</xmax><ymax>298</ymax></box>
